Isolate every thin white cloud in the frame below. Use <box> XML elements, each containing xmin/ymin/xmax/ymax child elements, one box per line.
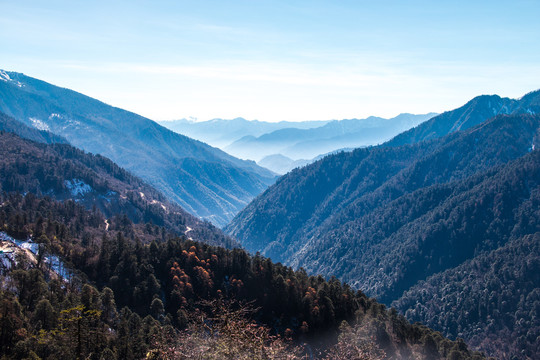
<box><xmin>8</xmin><ymin>54</ymin><xmax>539</xmax><ymax>123</ymax></box>
<box><xmin>57</xmin><ymin>59</ymin><xmax>413</xmax><ymax>88</ymax></box>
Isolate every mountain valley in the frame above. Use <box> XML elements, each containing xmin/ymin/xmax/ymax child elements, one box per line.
<box><xmin>0</xmin><ymin>71</ymin><xmax>277</xmax><ymax>227</ymax></box>
<box><xmin>226</xmin><ymin>91</ymin><xmax>540</xmax><ymax>359</ymax></box>
<box><xmin>1</xmin><ymin>69</ymin><xmax>538</xmax><ymax>359</ymax></box>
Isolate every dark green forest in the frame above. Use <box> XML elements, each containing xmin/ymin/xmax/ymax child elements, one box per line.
<box><xmin>226</xmin><ymin>112</ymin><xmax>540</xmax><ymax>359</ymax></box>
<box><xmin>0</xmin><ymin>192</ymin><xmax>483</xmax><ymax>359</ymax></box>
<box><xmin>394</xmin><ymin>233</ymin><xmax>540</xmax><ymax>359</ymax></box>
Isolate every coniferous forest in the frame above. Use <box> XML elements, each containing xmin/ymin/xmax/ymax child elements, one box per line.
<box><xmin>0</xmin><ymin>192</ymin><xmax>483</xmax><ymax>359</ymax></box>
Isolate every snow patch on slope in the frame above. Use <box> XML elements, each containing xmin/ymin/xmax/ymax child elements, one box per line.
<box><xmin>48</xmin><ymin>113</ymin><xmax>64</xmax><ymax>123</ymax></box>
<box><xmin>12</xmin><ymin>238</ymin><xmax>39</xmax><ymax>254</ymax></box>
<box><xmin>29</xmin><ymin>117</ymin><xmax>51</xmax><ymax>131</ymax></box>
<box><xmin>64</xmin><ymin>179</ymin><xmax>92</xmax><ymax>196</ymax></box>
<box><xmin>0</xmin><ymin>70</ymin><xmax>11</xmax><ymax>82</ymax></box>
<box><xmin>0</xmin><ymin>232</ymin><xmax>72</xmax><ymax>280</ymax></box>
<box><xmin>150</xmin><ymin>199</ymin><xmax>167</xmax><ymax>212</ymax></box>
<box><xmin>45</xmin><ymin>254</ymin><xmax>71</xmax><ymax>279</ymax></box>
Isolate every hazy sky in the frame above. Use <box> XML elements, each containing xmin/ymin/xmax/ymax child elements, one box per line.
<box><xmin>1</xmin><ymin>0</ymin><xmax>539</xmax><ymax>122</ymax></box>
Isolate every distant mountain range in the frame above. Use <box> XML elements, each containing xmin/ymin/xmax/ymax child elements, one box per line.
<box><xmin>225</xmin><ymin>113</ymin><xmax>437</xmax><ymax>161</ymax></box>
<box><xmin>226</xmin><ymin>90</ymin><xmax>540</xmax><ymax>358</ymax></box>
<box><xmin>0</xmin><ymin>70</ymin><xmax>277</xmax><ymax>227</ymax></box>
<box><xmin>159</xmin><ymin>117</ymin><xmax>330</xmax><ymax>148</ymax></box>
<box><xmin>160</xmin><ymin>113</ymin><xmax>437</xmax><ymax>174</ymax></box>
<box><xmin>258</xmin><ymin>149</ymin><xmax>356</xmax><ymax>175</ymax></box>
<box><xmin>257</xmin><ymin>154</ymin><xmax>312</xmax><ymax>175</ymax></box>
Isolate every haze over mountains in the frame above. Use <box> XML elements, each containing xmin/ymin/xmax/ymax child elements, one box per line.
<box><xmin>0</xmin><ymin>70</ymin><xmax>276</xmax><ymax>227</ymax></box>
<box><xmin>159</xmin><ymin>117</ymin><xmax>330</xmax><ymax>148</ymax></box>
<box><xmin>226</xmin><ymin>113</ymin><xmax>437</xmax><ymax>161</ymax></box>
<box><xmin>226</xmin><ymin>90</ymin><xmax>540</xmax><ymax>358</ymax></box>
<box><xmin>161</xmin><ymin>113</ymin><xmax>437</xmax><ymax>174</ymax></box>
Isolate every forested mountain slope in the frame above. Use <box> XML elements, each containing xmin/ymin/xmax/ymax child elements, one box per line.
<box><xmin>227</xmin><ymin>112</ymin><xmax>540</xmax><ymax>358</ymax></box>
<box><xmin>0</xmin><ymin>70</ymin><xmax>277</xmax><ymax>226</ymax></box>
<box><xmin>227</xmin><ymin>113</ymin><xmax>539</xmax><ymax>264</ymax></box>
<box><xmin>0</xmin><ymin>110</ymin><xmax>67</xmax><ymax>144</ymax></box>
<box><xmin>388</xmin><ymin>90</ymin><xmax>540</xmax><ymax>146</ymax></box>
<box><xmin>0</xmin><ymin>130</ymin><xmax>235</xmax><ymax>248</ymax></box>
<box><xmin>0</xmin><ymin>191</ymin><xmax>483</xmax><ymax>360</ymax></box>
<box><xmin>394</xmin><ymin>233</ymin><xmax>540</xmax><ymax>360</ymax></box>
<box><xmin>297</xmin><ymin>147</ymin><xmax>540</xmax><ymax>303</ymax></box>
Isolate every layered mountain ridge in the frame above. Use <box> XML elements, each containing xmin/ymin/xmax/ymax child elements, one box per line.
<box><xmin>224</xmin><ymin>113</ymin><xmax>436</xmax><ymax>161</ymax></box>
<box><xmin>159</xmin><ymin>117</ymin><xmax>330</xmax><ymax>148</ymax></box>
<box><xmin>2</xmin><ymin>67</ymin><xmax>538</xmax><ymax>358</ymax></box>
<box><xmin>0</xmin><ymin>122</ymin><xmax>236</xmax><ymax>248</ymax></box>
<box><xmin>388</xmin><ymin>90</ymin><xmax>539</xmax><ymax>146</ymax></box>
<box><xmin>226</xmin><ymin>90</ymin><xmax>540</xmax><ymax>358</ymax></box>
<box><xmin>0</xmin><ymin>70</ymin><xmax>277</xmax><ymax>227</ymax></box>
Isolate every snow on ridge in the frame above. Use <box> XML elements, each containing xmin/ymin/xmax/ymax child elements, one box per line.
<box><xmin>64</xmin><ymin>179</ymin><xmax>92</xmax><ymax>196</ymax></box>
<box><xmin>30</xmin><ymin>117</ymin><xmax>51</xmax><ymax>131</ymax></box>
<box><xmin>0</xmin><ymin>70</ymin><xmax>11</xmax><ymax>82</ymax></box>
<box><xmin>0</xmin><ymin>70</ymin><xmax>23</xmax><ymax>87</ymax></box>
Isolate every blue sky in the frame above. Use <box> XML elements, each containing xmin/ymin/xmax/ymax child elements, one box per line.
<box><xmin>1</xmin><ymin>0</ymin><xmax>539</xmax><ymax>122</ymax></box>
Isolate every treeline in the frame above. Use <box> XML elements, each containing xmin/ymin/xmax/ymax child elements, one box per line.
<box><xmin>0</xmin><ymin>192</ymin><xmax>484</xmax><ymax>359</ymax></box>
